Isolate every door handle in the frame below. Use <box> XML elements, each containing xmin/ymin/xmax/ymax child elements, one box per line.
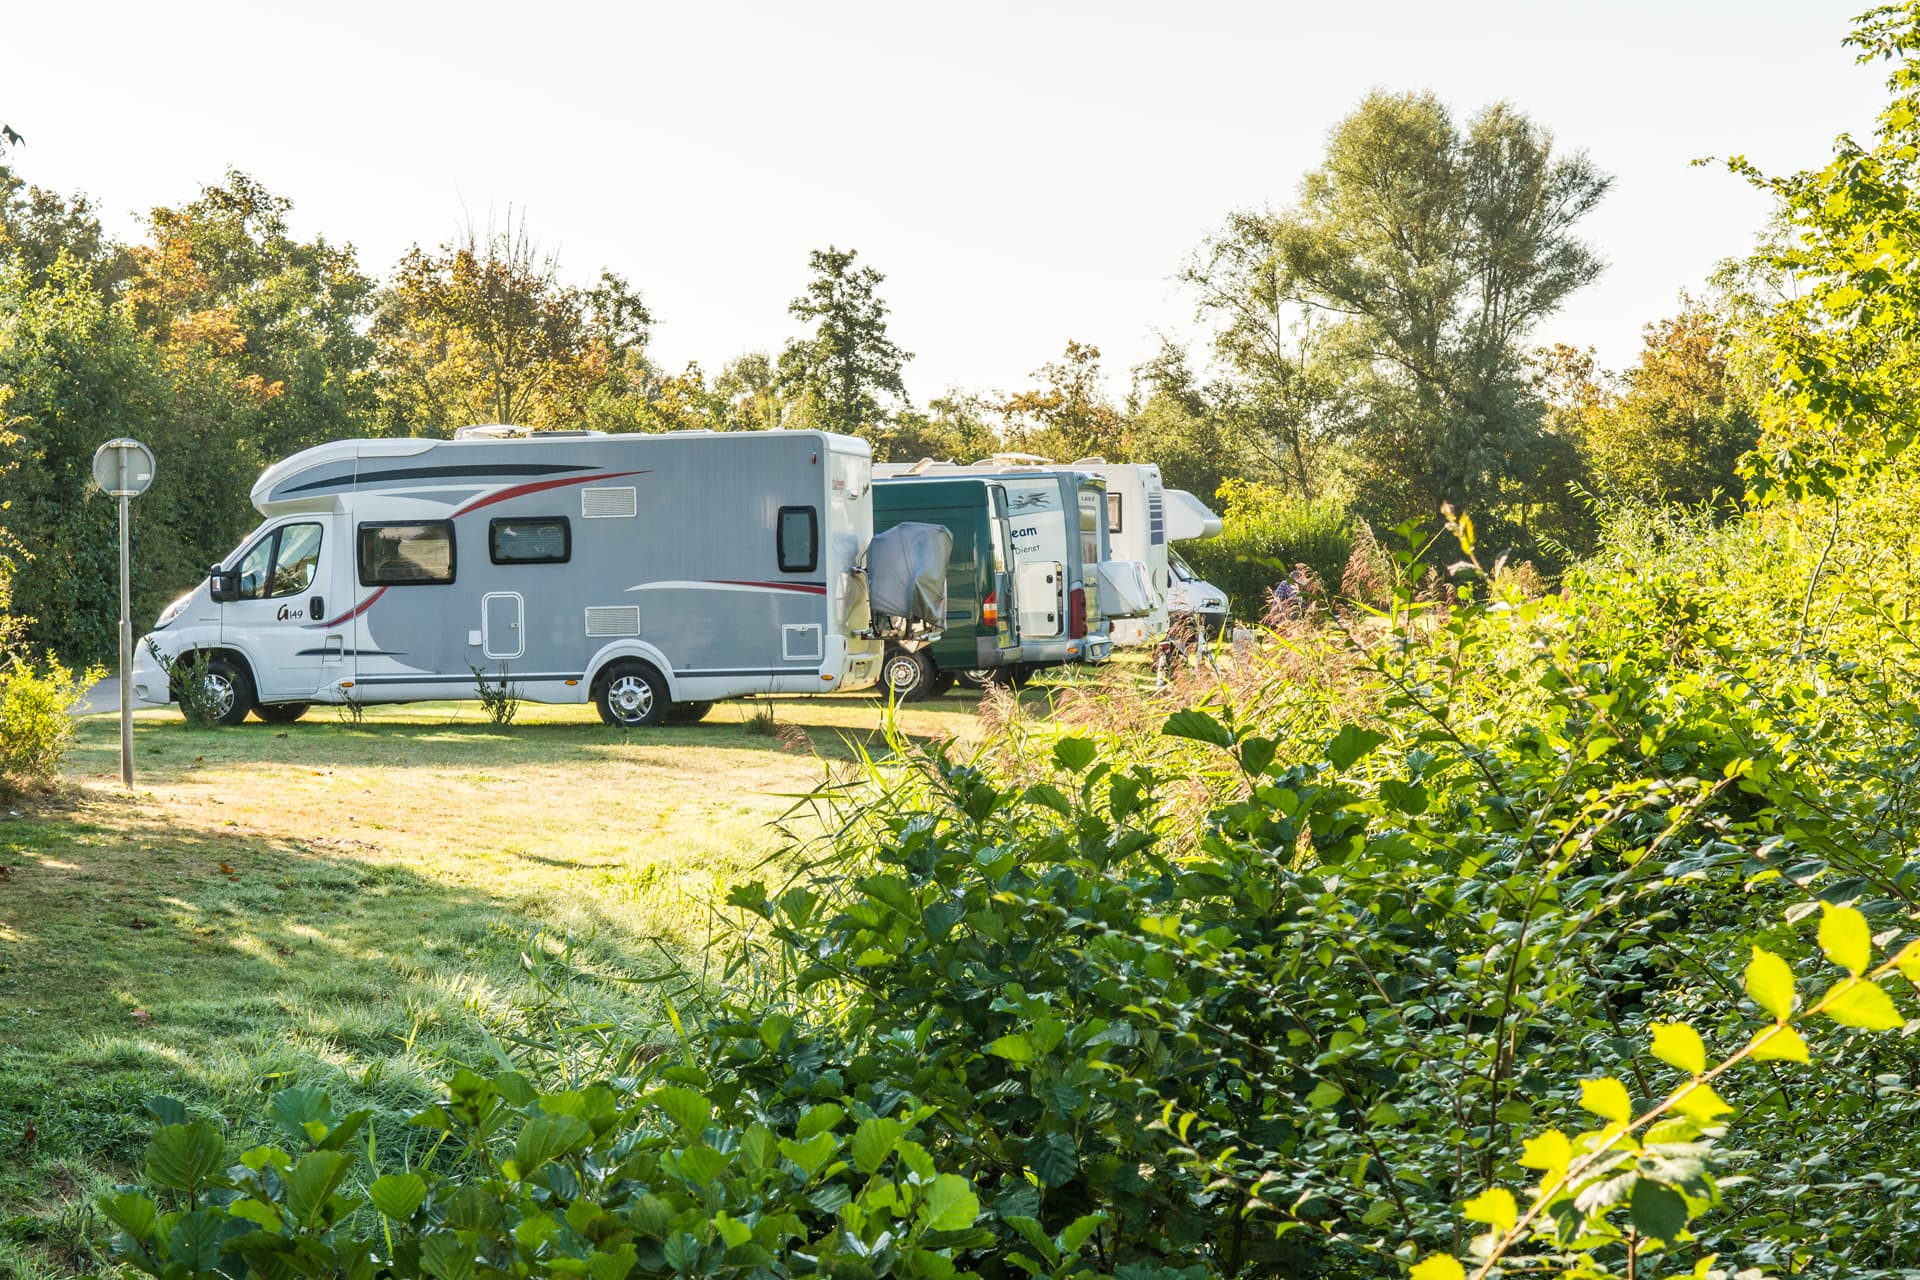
<box><xmin>310</xmin><ymin>595</ymin><xmax>325</xmax><ymax>619</ymax></box>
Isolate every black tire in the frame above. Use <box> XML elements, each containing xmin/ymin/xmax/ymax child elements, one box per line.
<box><xmin>956</xmin><ymin>667</ymin><xmax>1014</xmax><ymax>690</ymax></box>
<box><xmin>199</xmin><ymin>656</ymin><xmax>255</xmax><ymax>727</ymax></box>
<box><xmin>254</xmin><ymin>702</ymin><xmax>310</xmax><ymax>724</ymax></box>
<box><xmin>927</xmin><ymin>672</ymin><xmax>957</xmax><ymax>697</ymax></box>
<box><xmin>666</xmin><ymin>700</ymin><xmax>714</xmax><ymax>725</ymax></box>
<box><xmin>881</xmin><ymin>648</ymin><xmax>935</xmax><ymax>702</ymax></box>
<box><xmin>595</xmin><ymin>661</ymin><xmax>669</xmax><ymax>728</ymax></box>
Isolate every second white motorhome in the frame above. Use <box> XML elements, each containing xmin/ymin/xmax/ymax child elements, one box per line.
<box><xmin>133</xmin><ymin>427</ymin><xmax>947</xmax><ymax>726</ymax></box>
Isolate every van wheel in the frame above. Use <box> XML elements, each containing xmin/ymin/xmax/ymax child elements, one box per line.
<box><xmin>927</xmin><ymin>673</ymin><xmax>957</xmax><ymax>697</ymax></box>
<box><xmin>956</xmin><ymin>668</ymin><xmax>1000</xmax><ymax>690</ymax></box>
<box><xmin>596</xmin><ymin>662</ymin><xmax>669</xmax><ymax>728</ymax></box>
<box><xmin>666</xmin><ymin>701</ymin><xmax>714</xmax><ymax>725</ymax></box>
<box><xmin>254</xmin><ymin>702</ymin><xmax>309</xmax><ymax>724</ymax></box>
<box><xmin>199</xmin><ymin>657</ymin><xmax>255</xmax><ymax>727</ymax></box>
<box><xmin>882</xmin><ymin>649</ymin><xmax>935</xmax><ymax>702</ymax></box>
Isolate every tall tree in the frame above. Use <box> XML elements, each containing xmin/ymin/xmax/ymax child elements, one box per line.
<box><xmin>374</xmin><ymin>217</ymin><xmax>651</xmax><ymax>435</ymax></box>
<box><xmin>1180</xmin><ymin>212</ymin><xmax>1348</xmax><ymax>497</ymax></box>
<box><xmin>778</xmin><ymin>246</ymin><xmax>910</xmax><ymax>437</ymax></box>
<box><xmin>1247</xmin><ymin>91</ymin><xmax>1611</xmax><ymax>539</ymax></box>
<box><xmin>995</xmin><ymin>340</ymin><xmax>1127</xmax><ymax>461</ymax></box>
<box><xmin>1549</xmin><ymin>301</ymin><xmax>1758</xmax><ymax>511</ymax></box>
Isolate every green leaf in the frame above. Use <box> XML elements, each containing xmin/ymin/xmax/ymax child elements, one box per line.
<box><xmin>145</xmin><ymin>1119</ymin><xmax>226</xmax><ymax>1194</ymax></box>
<box><xmin>283</xmin><ymin>1150</ymin><xmax>355</xmax><ymax>1227</ymax></box>
<box><xmin>1824</xmin><ymin>978</ymin><xmax>1905</xmax><ymax>1029</ymax></box>
<box><xmin>97</xmin><ymin>1191</ymin><xmax>157</xmax><ymax>1242</ymax></box>
<box><xmin>1747</xmin><ymin>1023</ymin><xmax>1811</xmax><ymax>1063</ymax></box>
<box><xmin>920</xmin><ymin>1174</ymin><xmax>980</xmax><ymax>1231</ymax></box>
<box><xmin>1650</xmin><ymin>1022</ymin><xmax>1707</xmax><ymax>1076</ymax></box>
<box><xmin>779</xmin><ymin>1131</ymin><xmax>838</xmax><ymax>1178</ymax></box>
<box><xmin>1022</xmin><ymin>783</ymin><xmax>1073</xmax><ymax>817</ymax></box>
<box><xmin>1060</xmin><ymin>1212</ymin><xmax>1106</xmax><ymax>1256</ymax></box>
<box><xmin>1305</xmin><ymin>1080</ymin><xmax>1343</xmax><ymax>1110</ymax></box>
<box><xmin>1896</xmin><ymin>939</ymin><xmax>1920</xmax><ymax>987</ymax></box>
<box><xmin>1818</xmin><ymin>903</ymin><xmax>1873</xmax><ymax>976</ymax></box>
<box><xmin>851</xmin><ymin>1117</ymin><xmax>905</xmax><ymax>1174</ymax></box>
<box><xmin>1462</xmin><ymin>1187</ymin><xmax>1517</xmax><ymax>1235</ymax></box>
<box><xmin>1052</xmin><ymin>736</ymin><xmax>1097</xmax><ymax>773</ymax></box>
<box><xmin>1628</xmin><ymin>1178</ymin><xmax>1690</xmax><ymax>1243</ymax></box>
<box><xmin>369</xmin><ymin>1173</ymin><xmax>428</xmax><ymax>1221</ymax></box>
<box><xmin>1579</xmin><ymin>1077</ymin><xmax>1633</xmax><ymax>1125</ymax></box>
<box><xmin>588</xmin><ymin>1244</ymin><xmax>637</xmax><ymax>1280</ymax></box>
<box><xmin>1745</xmin><ymin>947</ymin><xmax>1797</xmax><ymax>1021</ymax></box>
<box><xmin>1027</xmin><ymin>1131</ymin><xmax>1078</xmax><ymax>1186</ymax></box>
<box><xmin>795</xmin><ymin>1103</ymin><xmax>844</xmax><ymax>1139</ymax></box>
<box><xmin>419</xmin><ymin>1231</ymin><xmax>476</xmax><ymax>1280</ymax></box>
<box><xmin>987</xmin><ymin>1033</ymin><xmax>1035</xmax><ymax>1064</ymax></box>
<box><xmin>1163</xmin><ymin>708</ymin><xmax>1233</xmax><ymax>747</ymax></box>
<box><xmin>650</xmin><ymin>1086</ymin><xmax>711</xmax><ymax>1136</ymax></box>
<box><xmin>1379</xmin><ymin>778</ymin><xmax>1427</xmax><ymax>815</ymax></box>
<box><xmin>1409</xmin><ymin>1255</ymin><xmax>1465</xmax><ymax>1280</ymax></box>
<box><xmin>713</xmin><ymin>1213</ymin><xmax>753</xmax><ymax>1248</ymax></box>
<box><xmin>514</xmin><ymin>1113</ymin><xmax>590</xmax><ymax>1176</ymax></box>
<box><xmin>1328</xmin><ymin>723</ymin><xmax>1386</xmax><ymax>771</ymax></box>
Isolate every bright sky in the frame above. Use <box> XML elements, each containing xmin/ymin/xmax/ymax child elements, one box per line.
<box><xmin>5</xmin><ymin>1</ymin><xmax>1888</xmax><ymax>401</ymax></box>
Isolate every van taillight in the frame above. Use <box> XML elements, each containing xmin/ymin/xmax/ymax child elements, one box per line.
<box><xmin>1069</xmin><ymin>587</ymin><xmax>1087</xmax><ymax>638</ymax></box>
<box><xmin>982</xmin><ymin>592</ymin><xmax>999</xmax><ymax>628</ymax></box>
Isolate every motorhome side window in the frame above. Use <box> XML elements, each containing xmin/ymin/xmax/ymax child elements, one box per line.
<box><xmin>235</xmin><ymin>522</ymin><xmax>323</xmax><ymax>599</ymax></box>
<box><xmin>490</xmin><ymin>517</ymin><xmax>570</xmax><ymax>565</ymax></box>
<box><xmin>1107</xmin><ymin>493</ymin><xmax>1123</xmax><ymax>534</ymax></box>
<box><xmin>777</xmin><ymin>506</ymin><xmax>818</xmax><ymax>573</ymax></box>
<box><xmin>357</xmin><ymin>521</ymin><xmax>455</xmax><ymax>586</ymax></box>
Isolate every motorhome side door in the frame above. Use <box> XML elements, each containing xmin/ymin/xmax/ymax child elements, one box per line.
<box><xmin>219</xmin><ymin>515</ymin><xmax>341</xmax><ymax>703</ymax></box>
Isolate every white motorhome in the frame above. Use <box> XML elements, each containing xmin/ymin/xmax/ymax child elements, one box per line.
<box><xmin>887</xmin><ymin>455</ymin><xmax>1228</xmax><ymax>646</ymax></box>
<box><xmin>133</xmin><ymin>427</ymin><xmax>946</xmax><ymax>726</ymax></box>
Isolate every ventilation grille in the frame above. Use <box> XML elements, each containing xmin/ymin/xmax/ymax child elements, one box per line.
<box><xmin>582</xmin><ymin>486</ymin><xmax>638</xmax><ymax>519</ymax></box>
<box><xmin>584</xmin><ymin>605</ymin><xmax>641</xmax><ymax>637</ymax></box>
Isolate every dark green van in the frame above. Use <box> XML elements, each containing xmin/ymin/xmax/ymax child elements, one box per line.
<box><xmin>873</xmin><ymin>477</ymin><xmax>1020</xmax><ymax>699</ymax></box>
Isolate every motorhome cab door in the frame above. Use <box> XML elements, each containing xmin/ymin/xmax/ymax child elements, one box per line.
<box><xmin>221</xmin><ymin>515</ymin><xmax>343</xmax><ymax>702</ymax></box>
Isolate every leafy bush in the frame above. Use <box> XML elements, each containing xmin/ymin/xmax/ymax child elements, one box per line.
<box><xmin>102</xmin><ymin>1070</ymin><xmax>991</xmax><ymax>1280</ymax></box>
<box><xmin>1179</xmin><ymin>481</ymin><xmax>1353</xmax><ymax>620</ymax></box>
<box><xmin>0</xmin><ymin>652</ymin><xmax>97</xmax><ymax>795</ymax></box>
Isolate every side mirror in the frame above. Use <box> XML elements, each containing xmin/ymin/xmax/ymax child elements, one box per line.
<box><xmin>208</xmin><ymin>566</ymin><xmax>238</xmax><ymax>602</ymax></box>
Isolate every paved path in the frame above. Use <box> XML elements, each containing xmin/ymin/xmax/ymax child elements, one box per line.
<box><xmin>76</xmin><ymin>676</ymin><xmax>121</xmax><ymax>716</ymax></box>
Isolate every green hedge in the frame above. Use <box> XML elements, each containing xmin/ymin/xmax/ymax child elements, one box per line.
<box><xmin>1177</xmin><ymin>481</ymin><xmax>1353</xmax><ymax>621</ymax></box>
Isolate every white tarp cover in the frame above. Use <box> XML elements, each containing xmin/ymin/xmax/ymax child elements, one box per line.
<box><xmin>868</xmin><ymin>522</ymin><xmax>953</xmax><ymax>631</ymax></box>
<box><xmin>1097</xmin><ymin>558</ymin><xmax>1158</xmax><ymax>618</ymax></box>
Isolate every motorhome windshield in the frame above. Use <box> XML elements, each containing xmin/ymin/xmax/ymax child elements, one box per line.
<box><xmin>1169</xmin><ymin>548</ymin><xmax>1195</xmax><ymax>582</ymax></box>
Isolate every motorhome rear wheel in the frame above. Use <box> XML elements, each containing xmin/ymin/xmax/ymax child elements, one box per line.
<box><xmin>882</xmin><ymin>648</ymin><xmax>936</xmax><ymax>702</ymax></box>
<box><xmin>595</xmin><ymin>661</ymin><xmax>669</xmax><ymax>728</ymax></box>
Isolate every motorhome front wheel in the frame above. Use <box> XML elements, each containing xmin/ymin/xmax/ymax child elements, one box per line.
<box><xmin>596</xmin><ymin>662</ymin><xmax>669</xmax><ymax>728</ymax></box>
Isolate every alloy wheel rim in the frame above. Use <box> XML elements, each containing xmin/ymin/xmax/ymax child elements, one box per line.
<box><xmin>204</xmin><ymin>673</ymin><xmax>234</xmax><ymax>718</ymax></box>
<box><xmin>609</xmin><ymin>675</ymin><xmax>652</xmax><ymax>721</ymax></box>
<box><xmin>886</xmin><ymin>657</ymin><xmax>921</xmax><ymax>692</ymax></box>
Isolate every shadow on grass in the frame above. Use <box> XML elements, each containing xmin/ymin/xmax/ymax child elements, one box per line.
<box><xmin>0</xmin><ymin>786</ymin><xmax>694</xmax><ymax>1240</ymax></box>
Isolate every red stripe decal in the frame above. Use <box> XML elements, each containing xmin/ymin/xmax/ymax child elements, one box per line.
<box><xmin>710</xmin><ymin>579</ymin><xmax>828</xmax><ymax>595</ymax></box>
<box><xmin>453</xmin><ymin>469</ymin><xmax>648</xmax><ymax>516</ymax></box>
<box><xmin>307</xmin><ymin>586</ymin><xmax>387</xmax><ymax>629</ymax></box>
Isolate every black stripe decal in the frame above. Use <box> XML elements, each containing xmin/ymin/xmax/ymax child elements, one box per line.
<box><xmin>282</xmin><ymin>462</ymin><xmax>593</xmax><ymax>496</ymax></box>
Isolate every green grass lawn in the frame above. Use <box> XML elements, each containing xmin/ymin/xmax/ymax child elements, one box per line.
<box><xmin>0</xmin><ymin>691</ymin><xmax>991</xmax><ymax>1276</ymax></box>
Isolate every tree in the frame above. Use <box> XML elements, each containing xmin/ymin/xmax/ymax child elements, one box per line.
<box><xmin>1551</xmin><ymin>302</ymin><xmax>1758</xmax><ymax>511</ymax></box>
<box><xmin>778</xmin><ymin>246</ymin><xmax>910</xmax><ymax>437</ymax></box>
<box><xmin>374</xmin><ymin>216</ymin><xmax>651</xmax><ymax>435</ymax></box>
<box><xmin>995</xmin><ymin>340</ymin><xmax>1127</xmax><ymax>461</ymax></box>
<box><xmin>1726</xmin><ymin>1</ymin><xmax>1920</xmax><ymax>502</ymax></box>
<box><xmin>1238</xmin><ymin>91</ymin><xmax>1610</xmax><ymax>542</ymax></box>
<box><xmin>1180</xmin><ymin>212</ymin><xmax>1349</xmax><ymax>497</ymax></box>
<box><xmin>870</xmin><ymin>391</ymin><xmax>1001</xmax><ymax>463</ymax></box>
